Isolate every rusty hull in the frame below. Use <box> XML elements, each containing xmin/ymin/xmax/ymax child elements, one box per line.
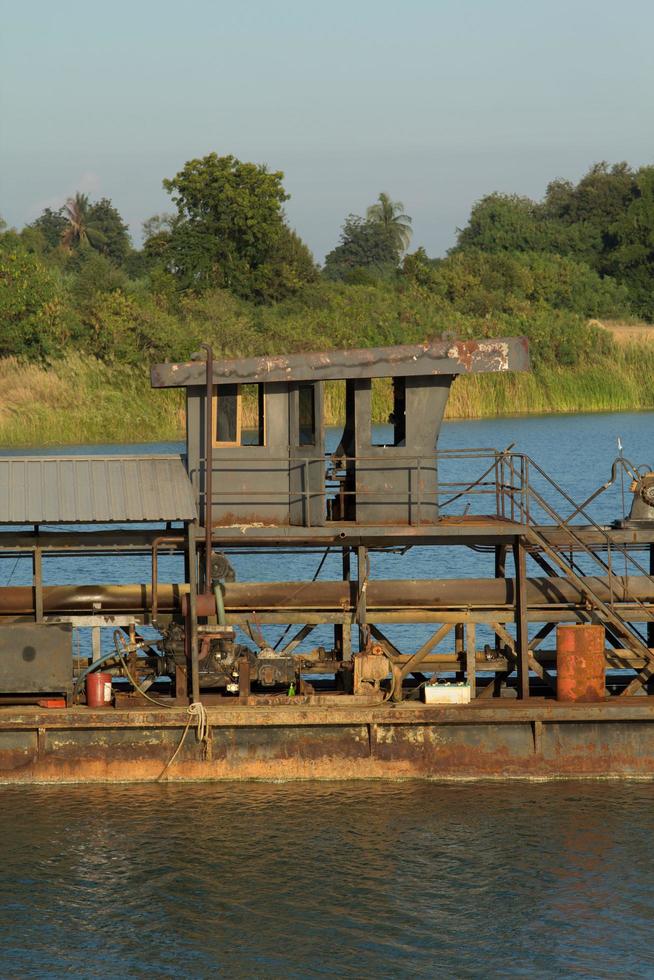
<box><xmin>1</xmin><ymin>700</ymin><xmax>653</xmax><ymax>783</ymax></box>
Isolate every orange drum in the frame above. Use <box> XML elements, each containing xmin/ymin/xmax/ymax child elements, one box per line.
<box><xmin>556</xmin><ymin>625</ymin><xmax>605</xmax><ymax>702</ymax></box>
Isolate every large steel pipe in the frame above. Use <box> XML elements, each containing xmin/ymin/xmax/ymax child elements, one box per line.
<box><xmin>0</xmin><ymin>575</ymin><xmax>653</xmax><ymax>617</ymax></box>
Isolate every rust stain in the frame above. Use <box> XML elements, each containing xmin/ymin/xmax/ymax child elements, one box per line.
<box><xmin>0</xmin><ymin>710</ymin><xmax>653</xmax><ymax>783</ymax></box>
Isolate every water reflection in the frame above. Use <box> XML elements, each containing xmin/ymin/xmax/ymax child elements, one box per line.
<box><xmin>0</xmin><ymin>782</ymin><xmax>652</xmax><ymax>977</ymax></box>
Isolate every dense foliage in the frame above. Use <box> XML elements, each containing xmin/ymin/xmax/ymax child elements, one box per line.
<box><xmin>455</xmin><ymin>162</ymin><xmax>654</xmax><ymax>320</ymax></box>
<box><xmin>0</xmin><ymin>155</ymin><xmax>652</xmax><ymax>382</ymax></box>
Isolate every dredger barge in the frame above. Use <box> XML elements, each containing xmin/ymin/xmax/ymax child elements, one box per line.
<box><xmin>2</xmin><ymin>336</ymin><xmax>654</xmax><ymax>782</ymax></box>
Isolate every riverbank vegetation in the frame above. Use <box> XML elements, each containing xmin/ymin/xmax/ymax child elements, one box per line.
<box><xmin>1</xmin><ymin>156</ymin><xmax>653</xmax><ymax>444</ymax></box>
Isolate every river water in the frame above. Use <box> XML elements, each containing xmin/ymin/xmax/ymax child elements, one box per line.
<box><xmin>1</xmin><ymin>412</ymin><xmax>654</xmax><ymax>977</ymax></box>
<box><xmin>1</xmin><ymin>781</ymin><xmax>653</xmax><ymax>977</ymax></box>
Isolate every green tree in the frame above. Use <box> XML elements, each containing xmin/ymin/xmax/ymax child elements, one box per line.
<box><xmin>163</xmin><ymin>153</ymin><xmax>297</xmax><ymax>298</ymax></box>
<box><xmin>0</xmin><ymin>248</ymin><xmax>72</xmax><ymax>359</ymax></box>
<box><xmin>323</xmin><ymin>215</ymin><xmax>399</xmax><ymax>281</ymax></box>
<box><xmin>366</xmin><ymin>192</ymin><xmax>412</xmax><ymax>254</ymax></box>
<box><xmin>455</xmin><ymin>193</ymin><xmax>547</xmax><ymax>252</ymax></box>
<box><xmin>608</xmin><ymin>166</ymin><xmax>654</xmax><ymax>319</ymax></box>
<box><xmin>30</xmin><ymin>208</ymin><xmax>68</xmax><ymax>250</ymax></box>
<box><xmin>249</xmin><ymin>226</ymin><xmax>319</xmax><ymax>302</ymax></box>
<box><xmin>61</xmin><ymin>193</ymin><xmax>106</xmax><ymax>252</ymax></box>
<box><xmin>87</xmin><ymin>198</ymin><xmax>131</xmax><ymax>264</ymax></box>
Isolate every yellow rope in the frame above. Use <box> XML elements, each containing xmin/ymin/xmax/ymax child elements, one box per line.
<box><xmin>157</xmin><ymin>702</ymin><xmax>210</xmax><ymax>780</ymax></box>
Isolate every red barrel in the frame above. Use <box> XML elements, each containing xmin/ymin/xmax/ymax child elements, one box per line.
<box><xmin>86</xmin><ymin>672</ymin><xmax>113</xmax><ymax>708</ymax></box>
<box><xmin>556</xmin><ymin>625</ymin><xmax>605</xmax><ymax>702</ymax></box>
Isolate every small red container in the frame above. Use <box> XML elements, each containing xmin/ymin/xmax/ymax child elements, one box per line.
<box><xmin>86</xmin><ymin>672</ymin><xmax>113</xmax><ymax>708</ymax></box>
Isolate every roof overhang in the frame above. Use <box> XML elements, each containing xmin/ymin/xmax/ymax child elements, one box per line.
<box><xmin>0</xmin><ymin>455</ymin><xmax>197</xmax><ymax>525</ymax></box>
<box><xmin>151</xmin><ymin>337</ymin><xmax>530</xmax><ymax>389</ymax></box>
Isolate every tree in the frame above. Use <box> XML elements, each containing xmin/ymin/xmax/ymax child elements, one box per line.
<box><xmin>608</xmin><ymin>166</ymin><xmax>654</xmax><ymax>319</ymax></box>
<box><xmin>323</xmin><ymin>215</ymin><xmax>399</xmax><ymax>281</ymax></box>
<box><xmin>249</xmin><ymin>226</ymin><xmax>319</xmax><ymax>303</ymax></box>
<box><xmin>366</xmin><ymin>192</ymin><xmax>412</xmax><ymax>254</ymax></box>
<box><xmin>30</xmin><ymin>208</ymin><xmax>68</xmax><ymax>250</ymax></box>
<box><xmin>162</xmin><ymin>153</ymin><xmax>295</xmax><ymax>297</ymax></box>
<box><xmin>87</xmin><ymin>198</ymin><xmax>131</xmax><ymax>264</ymax></box>
<box><xmin>0</xmin><ymin>248</ymin><xmax>72</xmax><ymax>359</ymax></box>
<box><xmin>61</xmin><ymin>193</ymin><xmax>106</xmax><ymax>252</ymax></box>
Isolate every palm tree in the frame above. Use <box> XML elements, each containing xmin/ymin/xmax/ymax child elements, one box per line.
<box><xmin>366</xmin><ymin>192</ymin><xmax>413</xmax><ymax>254</ymax></box>
<box><xmin>61</xmin><ymin>193</ymin><xmax>105</xmax><ymax>251</ymax></box>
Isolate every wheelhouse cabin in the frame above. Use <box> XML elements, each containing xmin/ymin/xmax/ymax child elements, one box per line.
<box><xmin>150</xmin><ymin>338</ymin><xmax>529</xmax><ymax>528</ymax></box>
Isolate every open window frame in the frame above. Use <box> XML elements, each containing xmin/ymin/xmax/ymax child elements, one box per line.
<box><xmin>211</xmin><ymin>383</ymin><xmax>266</xmax><ymax>448</ymax></box>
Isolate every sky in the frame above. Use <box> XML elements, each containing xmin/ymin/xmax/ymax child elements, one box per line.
<box><xmin>1</xmin><ymin>0</ymin><xmax>653</xmax><ymax>261</ymax></box>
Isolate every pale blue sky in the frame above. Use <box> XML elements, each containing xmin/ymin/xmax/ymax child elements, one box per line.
<box><xmin>1</xmin><ymin>0</ymin><xmax>653</xmax><ymax>259</ymax></box>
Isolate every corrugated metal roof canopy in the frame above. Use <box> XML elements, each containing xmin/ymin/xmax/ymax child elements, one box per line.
<box><xmin>151</xmin><ymin>337</ymin><xmax>530</xmax><ymax>388</ymax></box>
<box><xmin>0</xmin><ymin>455</ymin><xmax>197</xmax><ymax>524</ymax></box>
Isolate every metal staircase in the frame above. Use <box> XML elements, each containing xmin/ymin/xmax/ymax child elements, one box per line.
<box><xmin>499</xmin><ymin>453</ymin><xmax>654</xmax><ymax>695</ymax></box>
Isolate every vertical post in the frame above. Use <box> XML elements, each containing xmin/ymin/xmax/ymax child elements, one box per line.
<box><xmin>187</xmin><ymin>530</ymin><xmax>200</xmax><ymax>704</ymax></box>
<box><xmin>304</xmin><ymin>459</ymin><xmax>312</xmax><ymax>528</ymax></box>
<box><xmin>335</xmin><ymin>547</ymin><xmax>351</xmax><ymax>658</ymax></box>
<box><xmin>91</xmin><ymin>626</ymin><xmax>102</xmax><ymax>663</ymax></box>
<box><xmin>494</xmin><ymin>544</ymin><xmax>507</xmax><ymax>657</ymax></box>
<box><xmin>455</xmin><ymin>623</ymin><xmax>464</xmax><ymax>682</ymax></box>
<box><xmin>33</xmin><ymin>546</ymin><xmax>43</xmax><ymax>623</ymax></box>
<box><xmin>648</xmin><ymin>544</ymin><xmax>654</xmax><ymax>648</ymax></box>
<box><xmin>513</xmin><ymin>537</ymin><xmax>530</xmax><ymax>699</ymax></box>
<box><xmin>357</xmin><ymin>545</ymin><xmax>369</xmax><ymax>651</ymax></box>
<box><xmin>466</xmin><ymin>622</ymin><xmax>476</xmax><ymax>698</ymax></box>
<box><xmin>201</xmin><ymin>344</ymin><xmax>213</xmax><ymax>595</ymax></box>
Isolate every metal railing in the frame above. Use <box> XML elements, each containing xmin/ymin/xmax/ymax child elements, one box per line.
<box><xmin>197</xmin><ymin>448</ymin><xmax>522</xmax><ymax>528</ymax></box>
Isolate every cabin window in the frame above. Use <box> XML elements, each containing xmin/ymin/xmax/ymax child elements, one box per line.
<box><xmin>298</xmin><ymin>384</ymin><xmax>316</xmax><ymax>446</ymax></box>
<box><xmin>372</xmin><ymin>377</ymin><xmax>406</xmax><ymax>447</ymax></box>
<box><xmin>212</xmin><ymin>384</ymin><xmax>266</xmax><ymax>447</ymax></box>
<box><xmin>241</xmin><ymin>384</ymin><xmax>265</xmax><ymax>446</ymax></box>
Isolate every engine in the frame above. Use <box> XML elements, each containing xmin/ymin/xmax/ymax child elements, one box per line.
<box><xmin>159</xmin><ymin>624</ymin><xmax>297</xmax><ymax>693</ymax></box>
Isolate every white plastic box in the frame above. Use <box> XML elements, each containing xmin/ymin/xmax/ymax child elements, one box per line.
<box><xmin>423</xmin><ymin>684</ymin><xmax>471</xmax><ymax>704</ymax></box>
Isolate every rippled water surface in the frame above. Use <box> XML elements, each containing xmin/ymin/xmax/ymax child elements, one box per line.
<box><xmin>1</xmin><ymin>782</ymin><xmax>653</xmax><ymax>978</ymax></box>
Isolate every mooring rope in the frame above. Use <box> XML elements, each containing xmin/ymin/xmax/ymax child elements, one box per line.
<box><xmin>157</xmin><ymin>702</ymin><xmax>211</xmax><ymax>780</ymax></box>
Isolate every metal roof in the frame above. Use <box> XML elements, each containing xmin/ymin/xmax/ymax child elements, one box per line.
<box><xmin>151</xmin><ymin>337</ymin><xmax>530</xmax><ymax>388</ymax></box>
<box><xmin>0</xmin><ymin>455</ymin><xmax>197</xmax><ymax>524</ymax></box>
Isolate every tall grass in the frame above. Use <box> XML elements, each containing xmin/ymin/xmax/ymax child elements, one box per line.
<box><xmin>0</xmin><ymin>355</ymin><xmax>183</xmax><ymax>447</ymax></box>
<box><xmin>2</xmin><ymin>345</ymin><xmax>654</xmax><ymax>447</ymax></box>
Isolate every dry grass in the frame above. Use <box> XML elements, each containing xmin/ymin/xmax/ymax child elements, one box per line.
<box><xmin>0</xmin><ymin>355</ymin><xmax>184</xmax><ymax>447</ymax></box>
<box><xmin>591</xmin><ymin>319</ymin><xmax>654</xmax><ymax>345</ymax></box>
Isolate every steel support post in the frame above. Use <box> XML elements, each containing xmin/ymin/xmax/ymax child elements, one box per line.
<box><xmin>494</xmin><ymin>544</ymin><xmax>507</xmax><ymax>656</ymax></box>
<box><xmin>187</xmin><ymin>530</ymin><xmax>200</xmax><ymax>705</ymax></box>
<box><xmin>466</xmin><ymin>622</ymin><xmax>476</xmax><ymax>697</ymax></box>
<box><xmin>514</xmin><ymin>537</ymin><xmax>530</xmax><ymax>699</ymax></box>
<box><xmin>357</xmin><ymin>545</ymin><xmax>369</xmax><ymax>651</ymax></box>
<box><xmin>455</xmin><ymin>623</ymin><xmax>464</xmax><ymax>682</ymax></box>
<box><xmin>33</xmin><ymin>547</ymin><xmax>43</xmax><ymax>623</ymax></box>
<box><xmin>335</xmin><ymin>547</ymin><xmax>351</xmax><ymax>658</ymax></box>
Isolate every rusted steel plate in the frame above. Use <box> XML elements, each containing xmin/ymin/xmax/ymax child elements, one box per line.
<box><xmin>1</xmin><ymin>698</ymin><xmax>654</xmax><ymax>731</ymax></box>
<box><xmin>0</xmin><ymin>713</ymin><xmax>653</xmax><ymax>783</ymax></box>
<box><xmin>151</xmin><ymin>338</ymin><xmax>530</xmax><ymax>388</ymax></box>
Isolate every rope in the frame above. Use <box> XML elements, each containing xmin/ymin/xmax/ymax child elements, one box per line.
<box><xmin>157</xmin><ymin>702</ymin><xmax>211</xmax><ymax>780</ymax></box>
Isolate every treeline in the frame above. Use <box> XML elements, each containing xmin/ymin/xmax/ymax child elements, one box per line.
<box><xmin>1</xmin><ymin>155</ymin><xmax>653</xmax><ymax>382</ymax></box>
